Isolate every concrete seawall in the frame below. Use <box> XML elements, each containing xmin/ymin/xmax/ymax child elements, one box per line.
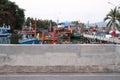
<box><xmin>0</xmin><ymin>44</ymin><xmax>120</xmax><ymax>73</ymax></box>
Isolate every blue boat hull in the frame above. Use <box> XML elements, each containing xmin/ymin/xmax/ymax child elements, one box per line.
<box><xmin>19</xmin><ymin>38</ymin><xmax>41</xmax><ymax>44</ymax></box>
<box><xmin>22</xmin><ymin>40</ymin><xmax>39</xmax><ymax>44</ymax></box>
<box><xmin>0</xmin><ymin>33</ymin><xmax>10</xmax><ymax>37</ymax></box>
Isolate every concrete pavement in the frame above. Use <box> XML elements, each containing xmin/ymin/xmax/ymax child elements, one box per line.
<box><xmin>0</xmin><ymin>73</ymin><xmax>120</xmax><ymax>80</ymax></box>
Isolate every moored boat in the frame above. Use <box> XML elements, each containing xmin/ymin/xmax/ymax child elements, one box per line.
<box><xmin>18</xmin><ymin>31</ymin><xmax>41</xmax><ymax>44</ymax></box>
<box><xmin>41</xmin><ymin>31</ymin><xmax>58</xmax><ymax>44</ymax></box>
<box><xmin>0</xmin><ymin>25</ymin><xmax>11</xmax><ymax>37</ymax></box>
<box><xmin>18</xmin><ymin>19</ymin><xmax>41</xmax><ymax>44</ymax></box>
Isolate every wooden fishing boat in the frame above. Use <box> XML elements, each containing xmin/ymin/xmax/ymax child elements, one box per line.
<box><xmin>19</xmin><ymin>19</ymin><xmax>41</xmax><ymax>44</ymax></box>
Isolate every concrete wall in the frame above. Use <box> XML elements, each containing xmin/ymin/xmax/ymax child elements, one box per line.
<box><xmin>0</xmin><ymin>44</ymin><xmax>120</xmax><ymax>73</ymax></box>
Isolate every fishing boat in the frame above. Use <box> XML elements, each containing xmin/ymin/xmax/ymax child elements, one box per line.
<box><xmin>19</xmin><ymin>19</ymin><xmax>41</xmax><ymax>44</ymax></box>
<box><xmin>18</xmin><ymin>30</ymin><xmax>41</xmax><ymax>44</ymax></box>
<box><xmin>41</xmin><ymin>31</ymin><xmax>58</xmax><ymax>44</ymax></box>
<box><xmin>0</xmin><ymin>25</ymin><xmax>11</xmax><ymax>37</ymax></box>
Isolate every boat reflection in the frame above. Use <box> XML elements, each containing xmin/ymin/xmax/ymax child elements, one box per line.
<box><xmin>0</xmin><ymin>37</ymin><xmax>10</xmax><ymax>44</ymax></box>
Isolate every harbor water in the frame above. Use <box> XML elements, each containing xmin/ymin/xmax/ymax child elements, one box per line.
<box><xmin>0</xmin><ymin>35</ymin><xmax>83</xmax><ymax>44</ymax></box>
<box><xmin>0</xmin><ymin>35</ymin><xmax>108</xmax><ymax>44</ymax></box>
<box><xmin>0</xmin><ymin>35</ymin><xmax>19</xmax><ymax>44</ymax></box>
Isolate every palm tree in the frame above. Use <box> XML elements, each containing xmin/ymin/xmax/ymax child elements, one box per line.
<box><xmin>104</xmin><ymin>7</ymin><xmax>120</xmax><ymax>30</ymax></box>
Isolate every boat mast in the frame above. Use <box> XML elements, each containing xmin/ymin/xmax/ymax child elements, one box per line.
<box><xmin>34</xmin><ymin>18</ymin><xmax>37</xmax><ymax>37</ymax></box>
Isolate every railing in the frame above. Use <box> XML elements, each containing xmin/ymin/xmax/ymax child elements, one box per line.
<box><xmin>83</xmin><ymin>33</ymin><xmax>120</xmax><ymax>44</ymax></box>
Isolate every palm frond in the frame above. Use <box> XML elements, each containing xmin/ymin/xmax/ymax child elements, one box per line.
<box><xmin>104</xmin><ymin>7</ymin><xmax>120</xmax><ymax>30</ymax></box>
<box><xmin>104</xmin><ymin>16</ymin><xmax>112</xmax><ymax>21</ymax></box>
<box><xmin>107</xmin><ymin>20</ymin><xmax>112</xmax><ymax>27</ymax></box>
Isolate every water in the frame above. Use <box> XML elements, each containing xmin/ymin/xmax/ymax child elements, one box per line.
<box><xmin>0</xmin><ymin>36</ymin><xmax>83</xmax><ymax>44</ymax></box>
<box><xmin>0</xmin><ymin>37</ymin><xmax>11</xmax><ymax>44</ymax></box>
<box><xmin>0</xmin><ymin>35</ymin><xmax>19</xmax><ymax>44</ymax></box>
<box><xmin>0</xmin><ymin>35</ymin><xmax>93</xmax><ymax>44</ymax></box>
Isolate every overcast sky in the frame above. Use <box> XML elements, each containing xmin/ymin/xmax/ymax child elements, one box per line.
<box><xmin>10</xmin><ymin>0</ymin><xmax>120</xmax><ymax>23</ymax></box>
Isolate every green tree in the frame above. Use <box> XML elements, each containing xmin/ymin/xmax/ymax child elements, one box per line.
<box><xmin>0</xmin><ymin>0</ymin><xmax>25</xmax><ymax>31</ymax></box>
<box><xmin>72</xmin><ymin>21</ymin><xmax>79</xmax><ymax>26</ymax></box>
<box><xmin>25</xmin><ymin>17</ymin><xmax>57</xmax><ymax>30</ymax></box>
<box><xmin>25</xmin><ymin>17</ymin><xmax>34</xmax><ymax>26</ymax></box>
<box><xmin>104</xmin><ymin>7</ymin><xmax>120</xmax><ymax>30</ymax></box>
